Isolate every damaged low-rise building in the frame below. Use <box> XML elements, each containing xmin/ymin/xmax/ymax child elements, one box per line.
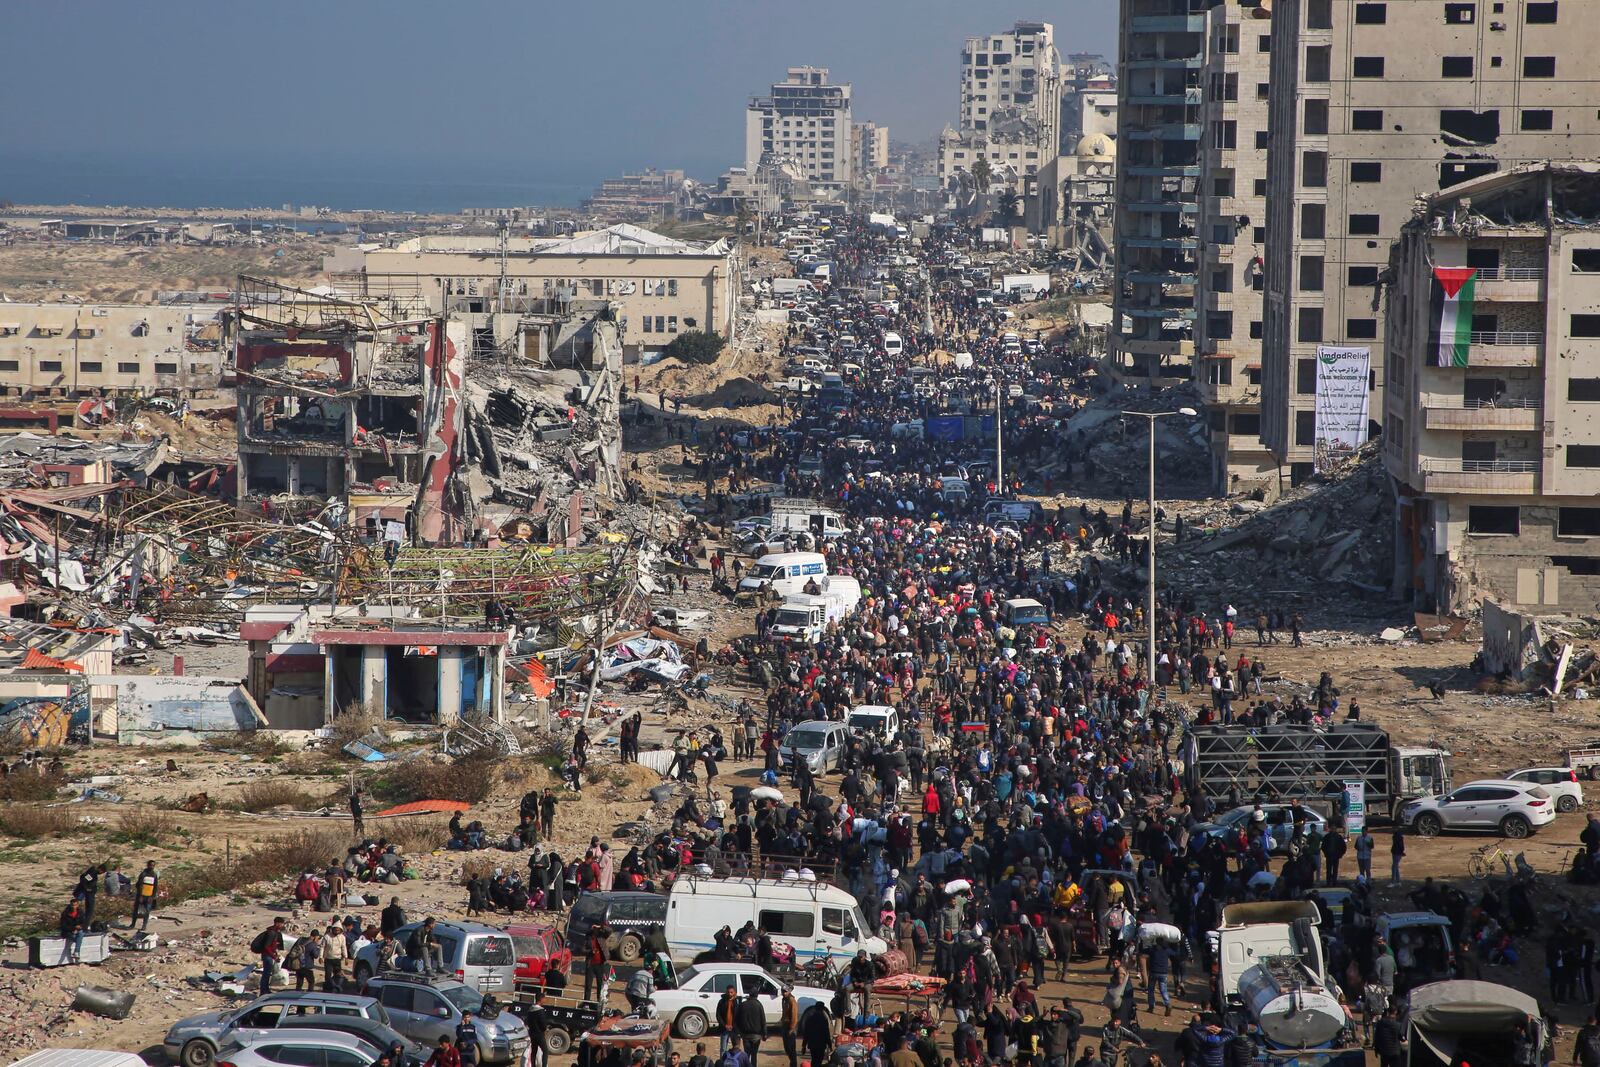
<box><xmin>0</xmin><ymin>302</ymin><xmax>227</xmax><ymax>397</ymax></box>
<box><xmin>345</xmin><ymin>223</ymin><xmax>738</xmax><ymax>361</ymax></box>
<box><xmin>242</xmin><ymin>604</ymin><xmax>510</xmax><ymax>728</ymax></box>
<box><xmin>1385</xmin><ymin>161</ymin><xmax>1600</xmax><ymax>613</ymax></box>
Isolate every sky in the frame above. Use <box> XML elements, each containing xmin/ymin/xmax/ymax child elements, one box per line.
<box><xmin>0</xmin><ymin>1</ymin><xmax>1116</xmax><ymax>209</ymax></box>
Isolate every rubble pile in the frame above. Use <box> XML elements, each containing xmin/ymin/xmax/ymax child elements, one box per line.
<box><xmin>1165</xmin><ymin>444</ymin><xmax>1394</xmax><ymax>597</ymax></box>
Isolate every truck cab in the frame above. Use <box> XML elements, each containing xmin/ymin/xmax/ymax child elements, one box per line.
<box><xmin>846</xmin><ymin>705</ymin><xmax>900</xmax><ymax>745</ymax></box>
<box><xmin>1392</xmin><ymin>747</ymin><xmax>1453</xmax><ymax>815</ymax></box>
<box><xmin>1213</xmin><ymin>901</ymin><xmax>1352</xmax><ymax>1052</ymax></box>
<box><xmin>769</xmin><ymin>595</ymin><xmax>831</xmax><ymax>643</ymax></box>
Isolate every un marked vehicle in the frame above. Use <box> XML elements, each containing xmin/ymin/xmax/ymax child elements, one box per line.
<box><xmin>363</xmin><ymin>972</ymin><xmax>530</xmax><ymax>1065</ymax></box>
<box><xmin>663</xmin><ymin>873</ymin><xmax>888</xmax><ymax>964</ymax></box>
<box><xmin>162</xmin><ymin>991</ymin><xmax>408</xmax><ymax>1067</ymax></box>
<box><xmin>1183</xmin><ymin>722</ymin><xmax>1451</xmax><ymax>823</ymax></box>
<box><xmin>1399</xmin><ymin>778</ymin><xmax>1557</xmax><ymax>838</ymax></box>
<box><xmin>650</xmin><ymin>962</ymin><xmax>834</xmax><ymax>1039</ymax></box>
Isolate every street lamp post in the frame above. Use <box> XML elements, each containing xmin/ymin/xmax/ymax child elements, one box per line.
<box><xmin>1124</xmin><ymin>407</ymin><xmax>1197</xmax><ymax>689</ymax></box>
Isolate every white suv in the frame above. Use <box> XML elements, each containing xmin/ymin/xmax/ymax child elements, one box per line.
<box><xmin>1400</xmin><ymin>778</ymin><xmax>1557</xmax><ymax>838</ymax></box>
<box><xmin>1504</xmin><ymin>767</ymin><xmax>1585</xmax><ymax>813</ymax></box>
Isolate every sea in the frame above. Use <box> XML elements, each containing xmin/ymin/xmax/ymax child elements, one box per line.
<box><xmin>0</xmin><ymin>152</ymin><xmax>598</xmax><ymax>215</ymax></box>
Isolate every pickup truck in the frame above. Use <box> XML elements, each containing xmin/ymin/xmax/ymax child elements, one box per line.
<box><xmin>771</xmin><ymin>376</ymin><xmax>815</xmax><ymax>395</ymax></box>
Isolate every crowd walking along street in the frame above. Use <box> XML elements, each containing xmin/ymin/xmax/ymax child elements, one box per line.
<box><xmin>8</xmin><ymin>3</ymin><xmax>1600</xmax><ymax>1066</ymax></box>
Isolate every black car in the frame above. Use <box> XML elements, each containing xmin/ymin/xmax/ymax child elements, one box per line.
<box><xmin>564</xmin><ymin>891</ymin><xmax>668</xmax><ymax>964</ymax></box>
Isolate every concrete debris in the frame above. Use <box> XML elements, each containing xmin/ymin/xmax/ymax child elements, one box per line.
<box><xmin>1164</xmin><ymin>443</ymin><xmax>1395</xmax><ymax>609</ymax></box>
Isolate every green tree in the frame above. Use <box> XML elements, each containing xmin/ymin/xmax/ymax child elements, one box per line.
<box><xmin>997</xmin><ymin>188</ymin><xmax>1020</xmax><ymax>220</ymax></box>
<box><xmin>663</xmin><ymin>330</ymin><xmax>725</xmax><ymax>365</ymax></box>
<box><xmin>971</xmin><ymin>158</ymin><xmax>992</xmax><ymax>193</ymax></box>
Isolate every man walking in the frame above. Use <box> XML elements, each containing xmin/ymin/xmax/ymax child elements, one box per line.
<box><xmin>584</xmin><ymin>921</ymin><xmax>612</xmax><ymax>1001</ymax></box>
<box><xmin>1355</xmin><ymin>827</ymin><xmax>1375</xmax><ymax>883</ymax></box>
<box><xmin>1321</xmin><ymin>828</ymin><xmax>1347</xmax><ymax>886</ymax></box>
<box><xmin>736</xmin><ymin>988</ymin><xmax>766</xmax><ymax>1061</ymax></box>
<box><xmin>131</xmin><ymin>861</ymin><xmax>159</xmax><ymax>931</ymax></box>
<box><xmin>323</xmin><ymin>920</ymin><xmax>348</xmax><ymax>991</ymax></box>
<box><xmin>349</xmin><ymin>781</ymin><xmax>366</xmax><ymax>840</ymax></box>
<box><xmin>1390</xmin><ymin>829</ymin><xmax>1406</xmax><ymax>887</ymax></box>
<box><xmin>253</xmin><ymin>916</ymin><xmax>287</xmax><ymax>994</ymax></box>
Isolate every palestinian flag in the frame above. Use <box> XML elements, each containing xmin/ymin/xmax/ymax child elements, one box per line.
<box><xmin>1431</xmin><ymin>267</ymin><xmax>1477</xmax><ymax>367</ymax></box>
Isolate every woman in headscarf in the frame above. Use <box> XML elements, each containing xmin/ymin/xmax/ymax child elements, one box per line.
<box><xmin>544</xmin><ymin>850</ymin><xmax>566</xmax><ymax>911</ymax></box>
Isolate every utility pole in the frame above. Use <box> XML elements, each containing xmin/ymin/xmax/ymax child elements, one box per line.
<box><xmin>1126</xmin><ymin>407</ymin><xmax>1196</xmax><ymax>690</ymax></box>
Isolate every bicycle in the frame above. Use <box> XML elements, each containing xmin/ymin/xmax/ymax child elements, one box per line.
<box><xmin>1468</xmin><ymin>844</ymin><xmax>1516</xmax><ymax>880</ymax></box>
<box><xmin>1468</xmin><ymin>844</ymin><xmax>1537</xmax><ymax>881</ymax></box>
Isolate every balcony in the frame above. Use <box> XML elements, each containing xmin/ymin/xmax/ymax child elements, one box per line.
<box><xmin>1122</xmin><ymin>235</ymin><xmax>1200</xmax><ymax>249</ymax></box>
<box><xmin>1126</xmin><ymin>201</ymin><xmax>1199</xmax><ymax>214</ymax></box>
<box><xmin>1130</xmin><ymin>14</ymin><xmax>1206</xmax><ymax>31</ymax></box>
<box><xmin>1128</xmin><ymin>89</ymin><xmax>1203</xmax><ymax>106</ymax></box>
<box><xmin>1464</xmin><ymin>330</ymin><xmax>1544</xmax><ymax>368</ymax></box>
<box><xmin>1423</xmin><ymin>398</ymin><xmax>1541</xmax><ymax>431</ymax></box>
<box><xmin>1125</xmin><ymin>56</ymin><xmax>1204</xmax><ymax>70</ymax></box>
<box><xmin>1418</xmin><ymin>458</ymin><xmax>1539</xmax><ymax>494</ymax></box>
<box><xmin>1127</xmin><ymin>123</ymin><xmax>1203</xmax><ymax>141</ymax></box>
<box><xmin>1473</xmin><ymin>266</ymin><xmax>1545</xmax><ymax>304</ymax></box>
<box><xmin>1125</xmin><ymin>163</ymin><xmax>1201</xmax><ymax>178</ymax></box>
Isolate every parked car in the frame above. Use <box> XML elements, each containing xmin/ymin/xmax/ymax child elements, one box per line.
<box><xmin>506</xmin><ymin>921</ymin><xmax>572</xmax><ymax>984</ymax></box>
<box><xmin>363</xmin><ymin>973</ymin><xmax>530</xmax><ymax>1065</ymax></box>
<box><xmin>163</xmin><ymin>991</ymin><xmax>395</xmax><ymax>1067</ymax></box>
<box><xmin>564</xmin><ymin>891</ymin><xmax>669</xmax><ymax>964</ymax></box>
<box><xmin>653</xmin><ymin>963</ymin><xmax>832</xmax><ymax>1039</ymax></box>
<box><xmin>210</xmin><ymin>1030</ymin><xmax>383</xmax><ymax>1067</ymax></box>
<box><xmin>1399</xmin><ymin>778</ymin><xmax>1556</xmax><ymax>838</ymax></box>
<box><xmin>1192</xmin><ymin>804</ymin><xmax>1328</xmax><ymax>855</ymax></box>
<box><xmin>1503</xmin><ymin>766</ymin><xmax>1584</xmax><ymax>812</ymax></box>
<box><xmin>777</xmin><ymin>719</ymin><xmax>850</xmax><ymax>775</ymax></box>
<box><xmin>353</xmin><ymin>920</ymin><xmax>516</xmax><ymax>992</ymax></box>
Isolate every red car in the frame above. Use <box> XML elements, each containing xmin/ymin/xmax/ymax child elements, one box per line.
<box><xmin>508</xmin><ymin>922</ymin><xmax>573</xmax><ymax>984</ymax></box>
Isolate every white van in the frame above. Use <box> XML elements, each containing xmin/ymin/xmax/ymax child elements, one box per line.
<box><xmin>847</xmin><ymin>705</ymin><xmax>901</xmax><ymax>745</ymax></box>
<box><xmin>769</xmin><ymin>499</ymin><xmax>847</xmax><ymax>540</ymax></box>
<box><xmin>665</xmin><ymin>875</ymin><xmax>889</xmax><ymax>963</ymax></box>
<box><xmin>883</xmin><ymin>332</ymin><xmax>904</xmax><ymax>358</ymax></box>
<box><xmin>738</xmin><ymin>552</ymin><xmax>827</xmax><ymax>598</ymax></box>
<box><xmin>952</xmin><ymin>352</ymin><xmax>974</xmax><ymax>371</ymax></box>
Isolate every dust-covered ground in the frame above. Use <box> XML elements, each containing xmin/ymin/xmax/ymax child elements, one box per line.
<box><xmin>0</xmin><ymin>238</ymin><xmax>330</xmax><ymax>303</ymax></box>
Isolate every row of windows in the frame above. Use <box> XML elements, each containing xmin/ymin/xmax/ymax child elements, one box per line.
<box><xmin>640</xmin><ymin>316</ymin><xmax>678</xmax><ymax>335</ymax></box>
<box><xmin>0</xmin><ymin>359</ymin><xmax>191</xmax><ymax>374</ymax></box>
<box><xmin>1345</xmin><ymin>0</ymin><xmax>1558</xmax><ymax>26</ymax></box>
<box><xmin>1350</xmin><ymin>55</ymin><xmax>1556</xmax><ymax>79</ymax></box>
<box><xmin>1468</xmin><ymin>506</ymin><xmax>1596</xmax><ymax>539</ymax></box>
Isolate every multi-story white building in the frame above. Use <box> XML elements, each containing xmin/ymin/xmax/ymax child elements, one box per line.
<box><xmin>939</xmin><ymin>21</ymin><xmax>1061</xmax><ymax>199</ymax></box>
<box><xmin>852</xmin><ymin>122</ymin><xmax>890</xmax><ymax>187</ymax></box>
<box><xmin>1261</xmin><ymin>0</ymin><xmax>1600</xmax><ymax>485</ymax></box>
<box><xmin>1384</xmin><ymin>162</ymin><xmax>1600</xmax><ymax>613</ymax></box>
<box><xmin>745</xmin><ymin>67</ymin><xmax>852</xmax><ymax>191</ymax></box>
<box><xmin>1193</xmin><ymin>0</ymin><xmax>1275</xmax><ymax>492</ymax></box>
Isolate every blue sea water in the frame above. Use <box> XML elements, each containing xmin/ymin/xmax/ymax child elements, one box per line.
<box><xmin>0</xmin><ymin>151</ymin><xmax>595</xmax><ymax>213</ymax></box>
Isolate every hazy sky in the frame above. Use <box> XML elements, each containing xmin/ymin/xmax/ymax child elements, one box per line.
<box><xmin>0</xmin><ymin>0</ymin><xmax>1116</xmax><ymax>191</ymax></box>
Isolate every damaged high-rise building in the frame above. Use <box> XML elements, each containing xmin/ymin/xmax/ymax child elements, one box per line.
<box><xmin>1260</xmin><ymin>0</ymin><xmax>1600</xmax><ymax>486</ymax></box>
<box><xmin>1384</xmin><ymin>162</ymin><xmax>1600</xmax><ymax>614</ymax></box>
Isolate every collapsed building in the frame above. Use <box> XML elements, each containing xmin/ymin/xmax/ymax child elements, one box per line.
<box><xmin>234</xmin><ymin>277</ymin><xmax>465</xmax><ymax>542</ymax></box>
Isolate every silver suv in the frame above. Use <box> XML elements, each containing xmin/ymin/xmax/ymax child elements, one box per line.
<box><xmin>364</xmin><ymin>973</ymin><xmax>530</xmax><ymax>1065</ymax></box>
<box><xmin>163</xmin><ymin>991</ymin><xmax>397</xmax><ymax>1067</ymax></box>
